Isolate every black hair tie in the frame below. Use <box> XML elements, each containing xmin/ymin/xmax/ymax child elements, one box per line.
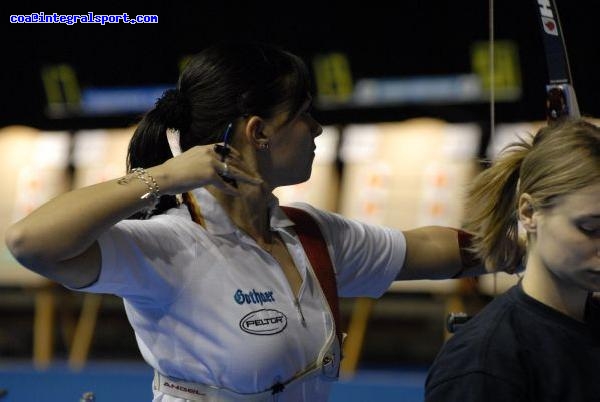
<box><xmin>154</xmin><ymin>88</ymin><xmax>192</xmax><ymax>131</ymax></box>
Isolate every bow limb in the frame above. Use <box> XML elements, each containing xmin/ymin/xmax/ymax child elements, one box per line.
<box><xmin>534</xmin><ymin>0</ymin><xmax>580</xmax><ymax>121</ymax></box>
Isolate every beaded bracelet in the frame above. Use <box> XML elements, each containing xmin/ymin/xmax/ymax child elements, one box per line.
<box><xmin>117</xmin><ymin>168</ymin><xmax>160</xmax><ymax>208</ymax></box>
<box><xmin>130</xmin><ymin>167</ymin><xmax>161</xmax><ymax>207</ymax></box>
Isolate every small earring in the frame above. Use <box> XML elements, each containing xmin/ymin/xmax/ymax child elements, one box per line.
<box><xmin>258</xmin><ymin>142</ymin><xmax>270</xmax><ymax>150</ymax></box>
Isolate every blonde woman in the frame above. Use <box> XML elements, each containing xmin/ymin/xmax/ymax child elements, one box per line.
<box><xmin>426</xmin><ymin>118</ymin><xmax>600</xmax><ymax>401</ymax></box>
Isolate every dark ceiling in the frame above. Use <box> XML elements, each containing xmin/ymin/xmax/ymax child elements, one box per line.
<box><xmin>3</xmin><ymin>0</ymin><xmax>599</xmax><ymax>129</ymax></box>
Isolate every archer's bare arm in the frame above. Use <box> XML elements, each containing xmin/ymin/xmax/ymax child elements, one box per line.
<box><xmin>397</xmin><ymin>226</ymin><xmax>484</xmax><ymax>280</ymax></box>
<box><xmin>5</xmin><ymin>145</ymin><xmax>260</xmax><ymax>288</ymax></box>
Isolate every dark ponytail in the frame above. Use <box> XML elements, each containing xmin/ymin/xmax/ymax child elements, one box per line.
<box><xmin>127</xmin><ymin>88</ymin><xmax>192</xmax><ymax>217</ymax></box>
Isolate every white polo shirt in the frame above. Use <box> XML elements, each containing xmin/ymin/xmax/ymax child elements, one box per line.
<box><xmin>80</xmin><ymin>188</ymin><xmax>406</xmax><ymax>401</ymax></box>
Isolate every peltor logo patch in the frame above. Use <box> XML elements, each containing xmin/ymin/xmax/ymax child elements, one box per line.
<box><xmin>239</xmin><ymin>309</ymin><xmax>287</xmax><ymax>335</ymax></box>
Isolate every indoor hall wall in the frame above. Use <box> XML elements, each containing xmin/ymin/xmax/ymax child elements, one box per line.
<box><xmin>337</xmin><ymin>118</ymin><xmax>481</xmax><ymax>294</ymax></box>
<box><xmin>0</xmin><ymin>126</ymin><xmax>71</xmax><ymax>286</ymax></box>
<box><xmin>71</xmin><ymin>127</ymin><xmax>135</xmax><ymax>189</ymax></box>
<box><xmin>338</xmin><ymin>118</ymin><xmax>480</xmax><ymax>229</ymax></box>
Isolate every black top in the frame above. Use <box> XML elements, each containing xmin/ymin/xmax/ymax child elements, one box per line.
<box><xmin>425</xmin><ymin>283</ymin><xmax>600</xmax><ymax>402</ymax></box>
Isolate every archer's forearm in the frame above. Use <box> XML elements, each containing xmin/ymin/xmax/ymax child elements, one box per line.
<box><xmin>5</xmin><ymin>166</ymin><xmax>169</xmax><ymax>268</ymax></box>
<box><xmin>397</xmin><ymin>226</ymin><xmax>484</xmax><ymax>280</ymax></box>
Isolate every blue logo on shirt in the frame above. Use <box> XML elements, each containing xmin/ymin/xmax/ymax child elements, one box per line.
<box><xmin>234</xmin><ymin>289</ymin><xmax>275</xmax><ymax>306</ymax></box>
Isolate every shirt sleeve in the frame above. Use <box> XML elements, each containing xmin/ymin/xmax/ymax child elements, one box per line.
<box><xmin>290</xmin><ymin>203</ymin><xmax>405</xmax><ymax>298</ymax></box>
<box><xmin>74</xmin><ymin>214</ymin><xmax>198</xmax><ymax>306</ymax></box>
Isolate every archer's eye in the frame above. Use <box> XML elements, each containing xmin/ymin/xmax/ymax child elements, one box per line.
<box><xmin>578</xmin><ymin>223</ymin><xmax>600</xmax><ymax>237</ymax></box>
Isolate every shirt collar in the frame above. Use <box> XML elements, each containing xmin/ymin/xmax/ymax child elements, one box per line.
<box><xmin>184</xmin><ymin>188</ymin><xmax>295</xmax><ymax>235</ymax></box>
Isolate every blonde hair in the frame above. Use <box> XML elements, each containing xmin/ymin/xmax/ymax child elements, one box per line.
<box><xmin>464</xmin><ymin>118</ymin><xmax>600</xmax><ymax>272</ymax></box>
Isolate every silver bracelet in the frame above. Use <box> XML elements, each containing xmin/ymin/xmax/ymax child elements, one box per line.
<box><xmin>130</xmin><ymin>167</ymin><xmax>161</xmax><ymax>207</ymax></box>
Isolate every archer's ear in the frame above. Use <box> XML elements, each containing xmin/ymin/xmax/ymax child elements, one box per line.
<box><xmin>244</xmin><ymin>116</ymin><xmax>270</xmax><ymax>150</ymax></box>
<box><xmin>518</xmin><ymin>193</ymin><xmax>537</xmax><ymax>233</ymax></box>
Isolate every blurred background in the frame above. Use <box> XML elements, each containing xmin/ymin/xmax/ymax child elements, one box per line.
<box><xmin>1</xmin><ymin>0</ymin><xmax>598</xmax><ymax>401</ymax></box>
